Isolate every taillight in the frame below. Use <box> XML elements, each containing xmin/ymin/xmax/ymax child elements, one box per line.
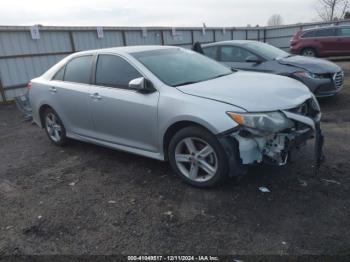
<box><xmin>27</xmin><ymin>81</ymin><xmax>32</xmax><ymax>90</ymax></box>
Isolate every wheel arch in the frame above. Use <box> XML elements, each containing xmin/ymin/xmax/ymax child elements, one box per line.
<box><xmin>38</xmin><ymin>104</ymin><xmax>55</xmax><ymax>128</ymax></box>
<box><xmin>162</xmin><ymin>120</ymin><xmax>214</xmax><ymax>161</ymax></box>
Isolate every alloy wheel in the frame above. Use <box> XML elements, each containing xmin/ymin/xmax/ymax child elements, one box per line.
<box><xmin>174</xmin><ymin>137</ymin><xmax>218</xmax><ymax>182</ymax></box>
<box><xmin>302</xmin><ymin>49</ymin><xmax>315</xmax><ymax>57</ymax></box>
<box><xmin>45</xmin><ymin>112</ymin><xmax>62</xmax><ymax>142</ymax></box>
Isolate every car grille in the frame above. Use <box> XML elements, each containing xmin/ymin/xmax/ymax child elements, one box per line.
<box><xmin>333</xmin><ymin>71</ymin><xmax>344</xmax><ymax>89</ymax></box>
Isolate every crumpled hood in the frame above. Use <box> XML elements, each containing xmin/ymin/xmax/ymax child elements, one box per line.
<box><xmin>176</xmin><ymin>71</ymin><xmax>312</xmax><ymax>112</ymax></box>
<box><xmin>277</xmin><ymin>55</ymin><xmax>341</xmax><ymax>74</ymax></box>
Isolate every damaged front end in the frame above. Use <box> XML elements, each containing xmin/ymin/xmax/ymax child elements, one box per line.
<box><xmin>219</xmin><ymin>96</ymin><xmax>324</xmax><ymax>176</ymax></box>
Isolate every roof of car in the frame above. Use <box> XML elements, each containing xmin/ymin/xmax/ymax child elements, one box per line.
<box><xmin>73</xmin><ymin>45</ymin><xmax>178</xmax><ymax>56</ymax></box>
<box><xmin>302</xmin><ymin>24</ymin><xmax>350</xmax><ymax>32</ymax></box>
<box><xmin>202</xmin><ymin>40</ymin><xmax>259</xmax><ymax>47</ymax></box>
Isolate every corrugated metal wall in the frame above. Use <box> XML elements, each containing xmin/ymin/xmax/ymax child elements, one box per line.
<box><xmin>1</xmin><ymin>20</ymin><xmax>349</xmax><ymax>101</ymax></box>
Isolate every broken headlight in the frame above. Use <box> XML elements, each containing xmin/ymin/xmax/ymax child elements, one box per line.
<box><xmin>311</xmin><ymin>94</ymin><xmax>320</xmax><ymax>111</ymax></box>
<box><xmin>227</xmin><ymin>111</ymin><xmax>294</xmax><ymax>133</ymax></box>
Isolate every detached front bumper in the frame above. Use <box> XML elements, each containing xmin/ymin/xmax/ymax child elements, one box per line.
<box><xmin>218</xmin><ymin>110</ymin><xmax>324</xmax><ymax>176</ymax></box>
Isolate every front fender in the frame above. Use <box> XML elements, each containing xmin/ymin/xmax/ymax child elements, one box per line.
<box><xmin>157</xmin><ymin>92</ymin><xmax>242</xmax><ymax>158</ymax></box>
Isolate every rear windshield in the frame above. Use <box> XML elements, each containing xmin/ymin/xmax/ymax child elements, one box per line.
<box><xmin>339</xmin><ymin>27</ymin><xmax>350</xmax><ymax>36</ymax></box>
<box><xmin>131</xmin><ymin>48</ymin><xmax>232</xmax><ymax>87</ymax></box>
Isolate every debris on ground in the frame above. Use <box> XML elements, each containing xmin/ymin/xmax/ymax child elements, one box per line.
<box><xmin>163</xmin><ymin>211</ymin><xmax>173</xmax><ymax>218</ymax></box>
<box><xmin>321</xmin><ymin>178</ymin><xmax>341</xmax><ymax>185</ymax></box>
<box><xmin>298</xmin><ymin>179</ymin><xmax>308</xmax><ymax>187</ymax></box>
<box><xmin>258</xmin><ymin>186</ymin><xmax>271</xmax><ymax>193</ymax></box>
<box><xmin>22</xmin><ymin>220</ymin><xmax>45</xmax><ymax>236</ymax></box>
<box><xmin>68</xmin><ymin>180</ymin><xmax>79</xmax><ymax>186</ymax></box>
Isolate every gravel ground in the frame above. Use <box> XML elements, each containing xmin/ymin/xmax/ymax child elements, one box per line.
<box><xmin>0</xmin><ymin>63</ymin><xmax>350</xmax><ymax>256</ymax></box>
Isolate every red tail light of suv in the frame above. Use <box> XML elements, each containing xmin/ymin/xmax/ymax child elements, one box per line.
<box><xmin>290</xmin><ymin>25</ymin><xmax>350</xmax><ymax>57</ymax></box>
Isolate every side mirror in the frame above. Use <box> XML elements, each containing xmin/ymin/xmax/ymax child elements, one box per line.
<box><xmin>128</xmin><ymin>77</ymin><xmax>155</xmax><ymax>93</ymax></box>
<box><xmin>245</xmin><ymin>56</ymin><xmax>262</xmax><ymax>64</ymax></box>
<box><xmin>129</xmin><ymin>77</ymin><xmax>146</xmax><ymax>91</ymax></box>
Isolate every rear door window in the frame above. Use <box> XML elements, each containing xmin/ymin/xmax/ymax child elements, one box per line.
<box><xmin>203</xmin><ymin>46</ymin><xmax>218</xmax><ymax>60</ymax></box>
<box><xmin>339</xmin><ymin>27</ymin><xmax>350</xmax><ymax>37</ymax></box>
<box><xmin>95</xmin><ymin>54</ymin><xmax>142</xmax><ymax>89</ymax></box>
<box><xmin>64</xmin><ymin>56</ymin><xmax>93</xmax><ymax>84</ymax></box>
<box><xmin>315</xmin><ymin>28</ymin><xmax>337</xmax><ymax>37</ymax></box>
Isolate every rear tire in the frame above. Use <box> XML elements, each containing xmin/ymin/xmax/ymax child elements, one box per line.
<box><xmin>43</xmin><ymin>108</ymin><xmax>67</xmax><ymax>146</ymax></box>
<box><xmin>301</xmin><ymin>47</ymin><xmax>317</xmax><ymax>57</ymax></box>
<box><xmin>168</xmin><ymin>126</ymin><xmax>228</xmax><ymax>188</ymax></box>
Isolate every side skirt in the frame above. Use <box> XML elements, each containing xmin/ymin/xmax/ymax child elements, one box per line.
<box><xmin>66</xmin><ymin>132</ymin><xmax>165</xmax><ymax>161</ymax></box>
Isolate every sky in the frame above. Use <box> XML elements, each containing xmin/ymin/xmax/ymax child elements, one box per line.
<box><xmin>0</xmin><ymin>0</ymin><xmax>320</xmax><ymax>27</ymax></box>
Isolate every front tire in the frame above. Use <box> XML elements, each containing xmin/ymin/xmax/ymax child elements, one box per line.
<box><xmin>168</xmin><ymin>126</ymin><xmax>228</xmax><ymax>188</ymax></box>
<box><xmin>301</xmin><ymin>47</ymin><xmax>316</xmax><ymax>57</ymax></box>
<box><xmin>43</xmin><ymin>108</ymin><xmax>67</xmax><ymax>146</ymax></box>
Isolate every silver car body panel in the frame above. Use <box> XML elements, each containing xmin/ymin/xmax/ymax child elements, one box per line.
<box><xmin>176</xmin><ymin>71</ymin><xmax>311</xmax><ymax>112</ymax></box>
<box><xmin>29</xmin><ymin>45</ymin><xmax>318</xmax><ymax>164</ymax></box>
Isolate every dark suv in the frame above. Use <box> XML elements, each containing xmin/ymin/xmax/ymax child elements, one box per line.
<box><xmin>290</xmin><ymin>25</ymin><xmax>350</xmax><ymax>57</ymax></box>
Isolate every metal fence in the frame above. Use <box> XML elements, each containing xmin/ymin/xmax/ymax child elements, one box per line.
<box><xmin>1</xmin><ymin>19</ymin><xmax>350</xmax><ymax>102</ymax></box>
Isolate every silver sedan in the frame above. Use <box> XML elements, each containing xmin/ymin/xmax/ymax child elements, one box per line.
<box><xmin>29</xmin><ymin>46</ymin><xmax>323</xmax><ymax>187</ymax></box>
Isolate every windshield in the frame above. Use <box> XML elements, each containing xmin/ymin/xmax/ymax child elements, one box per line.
<box><xmin>131</xmin><ymin>48</ymin><xmax>232</xmax><ymax>87</ymax></box>
<box><xmin>245</xmin><ymin>42</ymin><xmax>289</xmax><ymax>60</ymax></box>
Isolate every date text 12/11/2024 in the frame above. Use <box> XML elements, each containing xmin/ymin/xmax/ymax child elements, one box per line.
<box><xmin>127</xmin><ymin>256</ymin><xmax>220</xmax><ymax>261</ymax></box>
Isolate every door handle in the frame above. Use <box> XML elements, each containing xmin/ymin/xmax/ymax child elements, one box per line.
<box><xmin>49</xmin><ymin>87</ymin><xmax>57</xmax><ymax>93</ymax></box>
<box><xmin>90</xmin><ymin>93</ymin><xmax>102</xmax><ymax>100</ymax></box>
